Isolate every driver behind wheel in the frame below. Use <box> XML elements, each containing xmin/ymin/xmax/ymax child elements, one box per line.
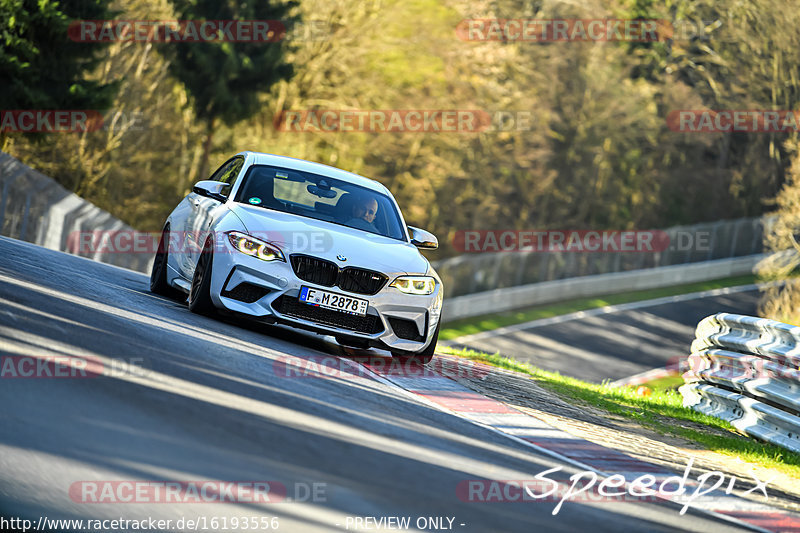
<box><xmin>346</xmin><ymin>194</ymin><xmax>379</xmax><ymax>231</ymax></box>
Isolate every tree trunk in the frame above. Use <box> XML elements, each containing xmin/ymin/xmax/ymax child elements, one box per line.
<box><xmin>198</xmin><ymin>117</ymin><xmax>216</xmax><ymax>181</ymax></box>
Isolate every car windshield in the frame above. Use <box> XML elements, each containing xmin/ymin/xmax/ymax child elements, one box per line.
<box><xmin>233</xmin><ymin>165</ymin><xmax>407</xmax><ymax>241</ymax></box>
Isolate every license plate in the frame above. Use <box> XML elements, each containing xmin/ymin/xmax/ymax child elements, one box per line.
<box><xmin>299</xmin><ymin>286</ymin><xmax>369</xmax><ymax>316</ymax></box>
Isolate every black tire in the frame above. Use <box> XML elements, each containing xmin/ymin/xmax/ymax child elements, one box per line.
<box><xmin>188</xmin><ymin>238</ymin><xmax>217</xmax><ymax>315</ymax></box>
<box><xmin>150</xmin><ymin>226</ymin><xmax>183</xmax><ymax>299</ymax></box>
<box><xmin>393</xmin><ymin>321</ymin><xmax>439</xmax><ymax>365</ymax></box>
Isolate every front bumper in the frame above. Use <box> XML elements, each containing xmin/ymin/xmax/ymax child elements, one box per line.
<box><xmin>208</xmin><ymin>246</ymin><xmax>442</xmax><ymax>353</ymax></box>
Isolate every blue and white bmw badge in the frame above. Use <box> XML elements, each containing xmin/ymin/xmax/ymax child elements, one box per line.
<box><xmin>337</xmin><ymin>254</ymin><xmax>347</xmax><ymax>262</ymax></box>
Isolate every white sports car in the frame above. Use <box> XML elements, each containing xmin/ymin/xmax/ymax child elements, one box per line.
<box><xmin>150</xmin><ymin>151</ymin><xmax>443</xmax><ymax>363</ymax></box>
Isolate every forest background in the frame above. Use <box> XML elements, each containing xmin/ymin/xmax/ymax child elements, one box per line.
<box><xmin>3</xmin><ymin>0</ymin><xmax>800</xmax><ymax>320</ymax></box>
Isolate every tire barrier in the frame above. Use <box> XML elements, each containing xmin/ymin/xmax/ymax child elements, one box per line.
<box><xmin>681</xmin><ymin>312</ymin><xmax>800</xmax><ymax>454</ymax></box>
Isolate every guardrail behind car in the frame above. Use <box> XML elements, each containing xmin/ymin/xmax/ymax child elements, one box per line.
<box><xmin>681</xmin><ymin>312</ymin><xmax>800</xmax><ymax>454</ymax></box>
<box><xmin>441</xmin><ymin>255</ymin><xmax>765</xmax><ymax>322</ymax></box>
<box><xmin>0</xmin><ymin>151</ymin><xmax>151</xmax><ymax>272</ymax></box>
<box><xmin>434</xmin><ymin>217</ymin><xmax>769</xmax><ymax>298</ymax></box>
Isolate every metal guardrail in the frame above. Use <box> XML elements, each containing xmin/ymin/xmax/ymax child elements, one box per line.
<box><xmin>434</xmin><ymin>218</ymin><xmax>768</xmax><ymax>298</ymax></box>
<box><xmin>681</xmin><ymin>313</ymin><xmax>800</xmax><ymax>454</ymax></box>
<box><xmin>442</xmin><ymin>255</ymin><xmax>764</xmax><ymax>322</ymax></box>
<box><xmin>0</xmin><ymin>151</ymin><xmax>151</xmax><ymax>272</ymax></box>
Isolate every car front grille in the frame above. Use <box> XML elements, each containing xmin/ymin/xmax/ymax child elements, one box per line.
<box><xmin>290</xmin><ymin>255</ymin><xmax>339</xmax><ymax>286</ymax></box>
<box><xmin>272</xmin><ymin>295</ymin><xmax>384</xmax><ymax>334</ymax></box>
<box><xmin>337</xmin><ymin>267</ymin><xmax>387</xmax><ymax>295</ymax></box>
<box><xmin>290</xmin><ymin>255</ymin><xmax>388</xmax><ymax>295</ymax></box>
<box><xmin>388</xmin><ymin>317</ymin><xmax>426</xmax><ymax>342</ymax></box>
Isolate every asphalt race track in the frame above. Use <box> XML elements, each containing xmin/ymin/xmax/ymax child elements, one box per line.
<box><xmin>448</xmin><ymin>288</ymin><xmax>761</xmax><ymax>383</ymax></box>
<box><xmin>0</xmin><ymin>236</ymin><xmax>758</xmax><ymax>532</ymax></box>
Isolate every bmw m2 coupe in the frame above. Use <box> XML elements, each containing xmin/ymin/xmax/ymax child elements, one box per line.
<box><xmin>150</xmin><ymin>152</ymin><xmax>442</xmax><ymax>363</ymax></box>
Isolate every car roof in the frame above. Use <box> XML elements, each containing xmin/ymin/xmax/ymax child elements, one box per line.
<box><xmin>239</xmin><ymin>151</ymin><xmax>390</xmax><ymax>195</ymax></box>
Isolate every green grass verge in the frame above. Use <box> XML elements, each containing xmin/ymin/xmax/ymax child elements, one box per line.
<box><xmin>441</xmin><ymin>346</ymin><xmax>800</xmax><ymax>478</ymax></box>
<box><xmin>641</xmin><ymin>375</ymin><xmax>686</xmax><ymax>393</ymax></box>
<box><xmin>441</xmin><ymin>274</ymin><xmax>757</xmax><ymax>340</ymax></box>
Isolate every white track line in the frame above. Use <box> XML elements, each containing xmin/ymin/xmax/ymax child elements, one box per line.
<box><xmin>447</xmin><ymin>284</ymin><xmax>765</xmax><ymax>345</ymax></box>
<box><xmin>345</xmin><ymin>356</ymin><xmax>777</xmax><ymax>533</ymax></box>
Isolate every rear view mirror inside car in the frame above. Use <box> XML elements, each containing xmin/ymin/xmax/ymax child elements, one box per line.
<box><xmin>307</xmin><ymin>184</ymin><xmax>337</xmax><ymax>198</ymax></box>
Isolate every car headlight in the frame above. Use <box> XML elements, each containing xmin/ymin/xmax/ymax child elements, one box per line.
<box><xmin>226</xmin><ymin>231</ymin><xmax>285</xmax><ymax>262</ymax></box>
<box><xmin>390</xmin><ymin>276</ymin><xmax>436</xmax><ymax>295</ymax></box>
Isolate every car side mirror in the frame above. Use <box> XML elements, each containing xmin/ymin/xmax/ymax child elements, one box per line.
<box><xmin>408</xmin><ymin>226</ymin><xmax>438</xmax><ymax>250</ymax></box>
<box><xmin>192</xmin><ymin>180</ymin><xmax>229</xmax><ymax>203</ymax></box>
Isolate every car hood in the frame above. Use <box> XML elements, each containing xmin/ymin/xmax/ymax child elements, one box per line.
<box><xmin>228</xmin><ymin>204</ymin><xmax>429</xmax><ymax>275</ymax></box>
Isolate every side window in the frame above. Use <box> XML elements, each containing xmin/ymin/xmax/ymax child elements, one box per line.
<box><xmin>219</xmin><ymin>157</ymin><xmax>245</xmax><ymax>191</ymax></box>
<box><xmin>207</xmin><ymin>156</ymin><xmax>244</xmax><ymax>198</ymax></box>
<box><xmin>208</xmin><ymin>158</ymin><xmax>235</xmax><ymax>182</ymax></box>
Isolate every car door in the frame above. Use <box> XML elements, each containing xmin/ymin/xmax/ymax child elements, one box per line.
<box><xmin>176</xmin><ymin>157</ymin><xmax>235</xmax><ymax>276</ymax></box>
<box><xmin>185</xmin><ymin>156</ymin><xmax>245</xmax><ymax>274</ymax></box>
